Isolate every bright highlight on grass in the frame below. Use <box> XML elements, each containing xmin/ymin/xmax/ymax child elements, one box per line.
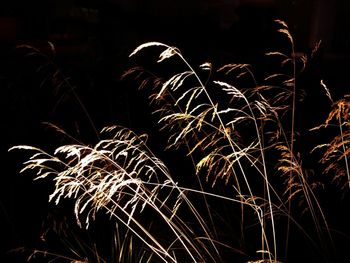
<box><xmin>10</xmin><ymin>20</ymin><xmax>349</xmax><ymax>262</ymax></box>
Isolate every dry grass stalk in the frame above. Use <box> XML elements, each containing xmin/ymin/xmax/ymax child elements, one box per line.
<box><xmin>11</xmin><ymin>20</ymin><xmax>346</xmax><ymax>263</ymax></box>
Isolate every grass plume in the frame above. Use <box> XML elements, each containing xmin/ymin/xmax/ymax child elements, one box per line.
<box><xmin>10</xmin><ymin>20</ymin><xmax>350</xmax><ymax>263</ymax></box>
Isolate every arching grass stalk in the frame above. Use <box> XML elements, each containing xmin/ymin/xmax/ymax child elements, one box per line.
<box><xmin>321</xmin><ymin>80</ymin><xmax>350</xmax><ymax>187</ymax></box>
<box><xmin>312</xmin><ymin>81</ymin><xmax>350</xmax><ymax>190</ymax></box>
<box><xmin>10</xmin><ymin>126</ymin><xmax>225</xmax><ymax>262</ymax></box>
<box><xmin>130</xmin><ymin>42</ymin><xmax>279</xmax><ymax>262</ymax></box>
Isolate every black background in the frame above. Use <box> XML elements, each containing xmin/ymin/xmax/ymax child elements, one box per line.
<box><xmin>1</xmin><ymin>0</ymin><xmax>350</xmax><ymax>262</ymax></box>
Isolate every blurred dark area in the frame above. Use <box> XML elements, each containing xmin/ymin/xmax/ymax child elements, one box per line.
<box><xmin>1</xmin><ymin>0</ymin><xmax>349</xmax><ymax>262</ymax></box>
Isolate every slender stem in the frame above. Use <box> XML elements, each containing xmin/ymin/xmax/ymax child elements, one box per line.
<box><xmin>338</xmin><ymin>117</ymin><xmax>350</xmax><ymax>187</ymax></box>
<box><xmin>285</xmin><ymin>36</ymin><xmax>297</xmax><ymax>261</ymax></box>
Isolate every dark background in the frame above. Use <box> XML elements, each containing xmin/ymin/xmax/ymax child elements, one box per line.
<box><xmin>1</xmin><ymin>0</ymin><xmax>349</xmax><ymax>262</ymax></box>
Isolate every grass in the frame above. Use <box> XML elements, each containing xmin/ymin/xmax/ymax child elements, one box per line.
<box><xmin>9</xmin><ymin>20</ymin><xmax>350</xmax><ymax>262</ymax></box>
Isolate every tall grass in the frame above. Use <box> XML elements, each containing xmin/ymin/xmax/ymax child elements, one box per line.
<box><xmin>10</xmin><ymin>20</ymin><xmax>349</xmax><ymax>262</ymax></box>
